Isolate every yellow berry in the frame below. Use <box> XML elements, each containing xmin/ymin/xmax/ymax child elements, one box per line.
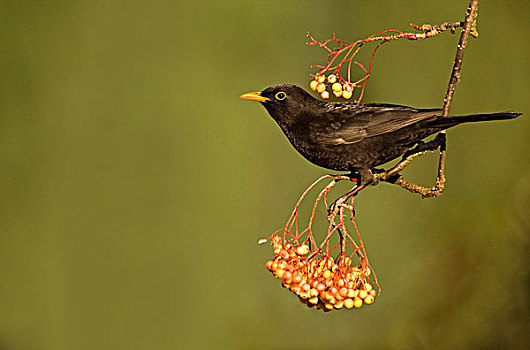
<box><xmin>342</xmin><ymin>90</ymin><xmax>353</xmax><ymax>99</ymax></box>
<box><xmin>316</xmin><ymin>75</ymin><xmax>326</xmax><ymax>83</ymax></box>
<box><xmin>347</xmin><ymin>289</ymin><xmax>355</xmax><ymax>298</ymax></box>
<box><xmin>343</xmin><ymin>83</ymin><xmax>353</xmax><ymax>92</ymax></box>
<box><xmin>323</xmin><ymin>270</ymin><xmax>332</xmax><ymax>279</ymax></box>
<box><xmin>344</xmin><ymin>298</ymin><xmax>354</xmax><ymax>309</ymax></box>
<box><xmin>309</xmin><ymin>296</ymin><xmax>319</xmax><ymax>304</ymax></box>
<box><xmin>359</xmin><ymin>290</ymin><xmax>368</xmax><ymax>299</ymax></box>
<box><xmin>324</xmin><ymin>303</ymin><xmax>334</xmax><ymax>310</ymax></box>
<box><xmin>296</xmin><ymin>245</ymin><xmax>309</xmax><ymax>255</ymax></box>
<box><xmin>321</xmin><ymin>91</ymin><xmax>330</xmax><ymax>99</ymax></box>
<box><xmin>309</xmin><ymin>80</ymin><xmax>318</xmax><ymax>91</ymax></box>
<box><xmin>332</xmin><ymin>82</ymin><xmax>342</xmax><ymax>92</ymax></box>
<box><xmin>316</xmin><ymin>83</ymin><xmax>326</xmax><ymax>93</ymax></box>
<box><xmin>364</xmin><ymin>295</ymin><xmax>375</xmax><ymax>305</ymax></box>
<box><xmin>327</xmin><ymin>75</ymin><xmax>337</xmax><ymax>83</ymax></box>
<box><xmin>364</xmin><ymin>283</ymin><xmax>373</xmax><ymax>292</ymax></box>
<box><xmin>353</xmin><ymin>298</ymin><xmax>363</xmax><ymax>308</ymax></box>
<box><xmin>333</xmin><ymin>90</ymin><xmax>342</xmax><ymax>97</ymax></box>
<box><xmin>334</xmin><ymin>300</ymin><xmax>344</xmax><ymax>309</ymax></box>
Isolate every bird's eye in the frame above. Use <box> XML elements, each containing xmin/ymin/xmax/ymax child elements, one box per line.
<box><xmin>275</xmin><ymin>91</ymin><xmax>287</xmax><ymax>100</ymax></box>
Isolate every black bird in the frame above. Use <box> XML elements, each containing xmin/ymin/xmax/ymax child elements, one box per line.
<box><xmin>241</xmin><ymin>84</ymin><xmax>521</xmax><ymax>188</ymax></box>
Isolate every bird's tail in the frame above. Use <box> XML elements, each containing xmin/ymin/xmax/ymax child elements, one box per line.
<box><xmin>434</xmin><ymin>111</ymin><xmax>522</xmax><ymax>128</ymax></box>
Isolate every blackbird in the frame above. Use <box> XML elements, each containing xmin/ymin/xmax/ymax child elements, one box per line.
<box><xmin>240</xmin><ymin>84</ymin><xmax>521</xmax><ymax>187</ymax></box>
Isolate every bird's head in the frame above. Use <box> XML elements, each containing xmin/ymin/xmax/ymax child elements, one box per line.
<box><xmin>240</xmin><ymin>84</ymin><xmax>320</xmax><ymax>126</ymax></box>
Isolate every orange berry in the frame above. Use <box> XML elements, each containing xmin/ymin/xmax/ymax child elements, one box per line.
<box><xmin>283</xmin><ymin>271</ymin><xmax>292</xmax><ymax>282</ymax></box>
<box><xmin>364</xmin><ymin>295</ymin><xmax>375</xmax><ymax>305</ymax></box>
<box><xmin>353</xmin><ymin>298</ymin><xmax>363</xmax><ymax>308</ymax></box>
<box><xmin>344</xmin><ymin>298</ymin><xmax>354</xmax><ymax>309</ymax></box>
<box><xmin>316</xmin><ymin>283</ymin><xmax>326</xmax><ymax>293</ymax></box>
<box><xmin>309</xmin><ymin>296</ymin><xmax>319</xmax><ymax>304</ymax></box>
<box><xmin>327</xmin><ymin>74</ymin><xmax>337</xmax><ymax>83</ymax></box>
<box><xmin>309</xmin><ymin>80</ymin><xmax>318</xmax><ymax>91</ymax></box>
<box><xmin>292</xmin><ymin>273</ymin><xmax>303</xmax><ymax>284</ymax></box>
<box><xmin>324</xmin><ymin>303</ymin><xmax>334</xmax><ymax>310</ymax></box>
<box><xmin>316</xmin><ymin>83</ymin><xmax>326</xmax><ymax>93</ymax></box>
<box><xmin>343</xmin><ymin>83</ymin><xmax>353</xmax><ymax>92</ymax></box>
<box><xmin>266</xmin><ymin>260</ymin><xmax>274</xmax><ymax>271</ymax></box>
<box><xmin>301</xmin><ymin>283</ymin><xmax>311</xmax><ymax>292</ymax></box>
<box><xmin>334</xmin><ymin>300</ymin><xmax>344</xmax><ymax>309</ymax></box>
<box><xmin>369</xmin><ymin>289</ymin><xmax>377</xmax><ymax>297</ymax></box>
<box><xmin>339</xmin><ymin>287</ymin><xmax>349</xmax><ymax>297</ymax></box>
<box><xmin>310</xmin><ymin>288</ymin><xmax>319</xmax><ymax>297</ymax></box>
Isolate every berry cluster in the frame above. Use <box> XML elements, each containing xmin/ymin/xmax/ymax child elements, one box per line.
<box><xmin>266</xmin><ymin>236</ymin><xmax>377</xmax><ymax>312</ymax></box>
<box><xmin>309</xmin><ymin>74</ymin><xmax>354</xmax><ymax>100</ymax></box>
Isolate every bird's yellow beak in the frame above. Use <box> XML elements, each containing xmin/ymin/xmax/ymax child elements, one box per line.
<box><xmin>240</xmin><ymin>91</ymin><xmax>270</xmax><ymax>102</ymax></box>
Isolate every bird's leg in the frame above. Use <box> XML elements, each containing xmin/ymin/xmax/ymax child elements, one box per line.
<box><xmin>328</xmin><ymin>169</ymin><xmax>373</xmax><ymax>221</ymax></box>
<box><xmin>401</xmin><ymin>133</ymin><xmax>446</xmax><ymax>160</ymax></box>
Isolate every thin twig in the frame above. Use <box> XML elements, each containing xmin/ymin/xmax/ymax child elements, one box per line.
<box><xmin>380</xmin><ymin>0</ymin><xmax>480</xmax><ymax>197</ymax></box>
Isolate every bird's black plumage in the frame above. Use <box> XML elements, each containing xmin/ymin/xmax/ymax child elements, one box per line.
<box><xmin>241</xmin><ymin>84</ymin><xmax>521</xmax><ymax>185</ymax></box>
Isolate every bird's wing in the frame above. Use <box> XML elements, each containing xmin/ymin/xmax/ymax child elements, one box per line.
<box><xmin>310</xmin><ymin>104</ymin><xmax>441</xmax><ymax>145</ymax></box>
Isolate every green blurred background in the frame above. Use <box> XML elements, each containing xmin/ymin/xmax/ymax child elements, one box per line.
<box><xmin>1</xmin><ymin>1</ymin><xmax>529</xmax><ymax>349</ymax></box>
